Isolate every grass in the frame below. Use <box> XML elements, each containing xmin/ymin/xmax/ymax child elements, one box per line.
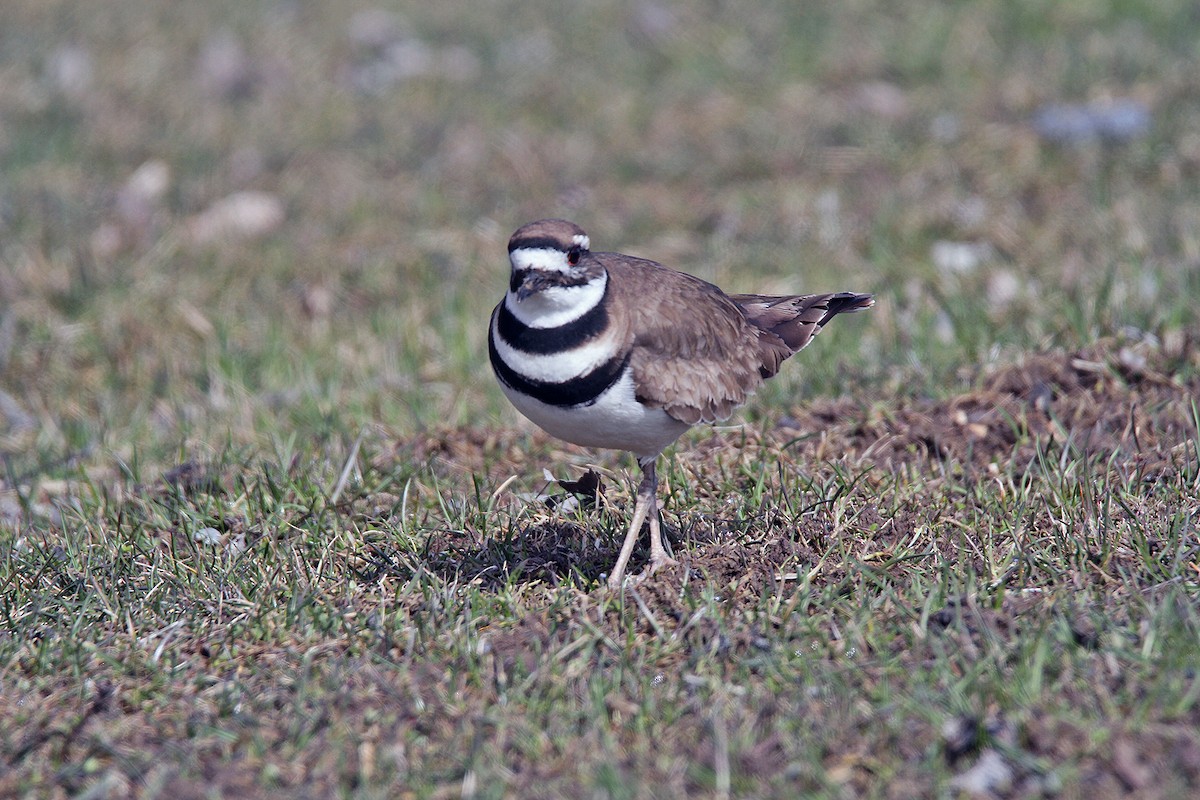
<box><xmin>3</xmin><ymin>0</ymin><xmax>1200</xmax><ymax>796</ymax></box>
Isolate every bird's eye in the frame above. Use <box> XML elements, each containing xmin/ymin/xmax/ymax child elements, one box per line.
<box><xmin>567</xmin><ymin>246</ymin><xmax>581</xmax><ymax>266</ymax></box>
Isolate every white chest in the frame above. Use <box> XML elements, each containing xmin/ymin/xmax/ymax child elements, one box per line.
<box><xmin>498</xmin><ymin>369</ymin><xmax>690</xmax><ymax>459</ymax></box>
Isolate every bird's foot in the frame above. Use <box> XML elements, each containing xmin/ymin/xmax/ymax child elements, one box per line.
<box><xmin>636</xmin><ymin>551</ymin><xmax>679</xmax><ymax>583</ymax></box>
<box><xmin>607</xmin><ymin>553</ymin><xmax>679</xmax><ymax>591</ymax></box>
<box><xmin>648</xmin><ymin>551</ymin><xmax>679</xmax><ymax>573</ymax></box>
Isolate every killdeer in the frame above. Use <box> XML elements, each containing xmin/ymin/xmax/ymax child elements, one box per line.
<box><xmin>489</xmin><ymin>219</ymin><xmax>873</xmax><ymax>590</ymax></box>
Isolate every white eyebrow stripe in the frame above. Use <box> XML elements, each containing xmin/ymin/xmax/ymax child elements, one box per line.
<box><xmin>510</xmin><ymin>247</ymin><xmax>571</xmax><ymax>273</ymax></box>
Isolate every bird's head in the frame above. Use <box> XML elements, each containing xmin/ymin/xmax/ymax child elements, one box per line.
<box><xmin>506</xmin><ymin>219</ymin><xmax>603</xmax><ymax>302</ymax></box>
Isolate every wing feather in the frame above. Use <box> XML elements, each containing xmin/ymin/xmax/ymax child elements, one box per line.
<box><xmin>599</xmin><ymin>253</ymin><xmax>873</xmax><ymax>426</ymax></box>
<box><xmin>602</xmin><ymin>254</ymin><xmax>766</xmax><ymax>425</ymax></box>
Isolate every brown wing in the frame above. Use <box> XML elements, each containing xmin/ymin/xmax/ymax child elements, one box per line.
<box><xmin>729</xmin><ymin>292</ymin><xmax>875</xmax><ymax>378</ymax></box>
<box><xmin>602</xmin><ymin>253</ymin><xmax>768</xmax><ymax>425</ymax></box>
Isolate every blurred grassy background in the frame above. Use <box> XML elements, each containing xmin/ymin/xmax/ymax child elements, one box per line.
<box><xmin>2</xmin><ymin>0</ymin><xmax>1198</xmax><ymax>476</ymax></box>
<box><xmin>4</xmin><ymin>3</ymin><xmax>1200</xmax><ymax>796</ymax></box>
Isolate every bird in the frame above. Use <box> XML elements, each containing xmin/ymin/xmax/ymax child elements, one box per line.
<box><xmin>488</xmin><ymin>219</ymin><xmax>873</xmax><ymax>590</ymax></box>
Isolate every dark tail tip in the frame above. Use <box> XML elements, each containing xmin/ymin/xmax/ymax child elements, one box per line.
<box><xmin>820</xmin><ymin>292</ymin><xmax>874</xmax><ymax>324</ymax></box>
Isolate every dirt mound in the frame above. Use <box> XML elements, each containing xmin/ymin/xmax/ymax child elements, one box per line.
<box><xmin>784</xmin><ymin>340</ymin><xmax>1198</xmax><ymax>475</ymax></box>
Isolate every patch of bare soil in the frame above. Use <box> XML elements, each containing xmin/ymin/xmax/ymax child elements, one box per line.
<box><xmin>782</xmin><ymin>338</ymin><xmax>1199</xmax><ymax>475</ymax></box>
<box><xmin>1025</xmin><ymin>718</ymin><xmax>1200</xmax><ymax>798</ymax></box>
<box><xmin>419</xmin><ymin>522</ymin><xmax>606</xmax><ymax>586</ymax></box>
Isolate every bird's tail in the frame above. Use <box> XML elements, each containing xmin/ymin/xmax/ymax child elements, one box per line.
<box><xmin>731</xmin><ymin>291</ymin><xmax>874</xmax><ymax>377</ymax></box>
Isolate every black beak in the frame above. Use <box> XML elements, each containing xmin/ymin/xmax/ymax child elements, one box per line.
<box><xmin>512</xmin><ymin>270</ymin><xmax>556</xmax><ymax>301</ymax></box>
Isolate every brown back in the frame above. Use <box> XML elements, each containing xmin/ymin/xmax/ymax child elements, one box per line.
<box><xmin>601</xmin><ymin>252</ymin><xmax>872</xmax><ymax>425</ymax></box>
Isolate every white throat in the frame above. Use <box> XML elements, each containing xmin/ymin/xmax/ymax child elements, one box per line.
<box><xmin>505</xmin><ymin>271</ymin><xmax>607</xmax><ymax>329</ymax></box>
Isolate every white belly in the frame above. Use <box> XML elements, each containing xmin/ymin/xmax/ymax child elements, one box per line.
<box><xmin>499</xmin><ymin>370</ymin><xmax>690</xmax><ymax>459</ymax></box>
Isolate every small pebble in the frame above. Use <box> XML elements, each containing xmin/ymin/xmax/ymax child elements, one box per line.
<box><xmin>932</xmin><ymin>240</ymin><xmax>994</xmax><ymax>276</ymax></box>
<box><xmin>950</xmin><ymin>749</ymin><xmax>1013</xmax><ymax>796</ymax></box>
<box><xmin>1032</xmin><ymin>99</ymin><xmax>1151</xmax><ymax>144</ymax></box>
<box><xmin>187</xmin><ymin>191</ymin><xmax>284</xmax><ymax>244</ymax></box>
<box><xmin>194</xmin><ymin>527</ymin><xmax>222</xmax><ymax>546</ymax></box>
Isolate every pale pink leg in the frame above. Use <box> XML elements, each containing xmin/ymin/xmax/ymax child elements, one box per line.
<box><xmin>607</xmin><ymin>458</ymin><xmax>658</xmax><ymax>591</ymax></box>
<box><xmin>647</xmin><ymin>495</ymin><xmax>678</xmax><ymax>574</ymax></box>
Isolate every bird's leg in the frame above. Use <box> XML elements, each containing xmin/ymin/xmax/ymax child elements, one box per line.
<box><xmin>645</xmin><ymin>460</ymin><xmax>676</xmax><ymax>573</ymax></box>
<box><xmin>606</xmin><ymin>457</ymin><xmax>658</xmax><ymax>591</ymax></box>
<box><xmin>646</xmin><ymin>482</ymin><xmax>678</xmax><ymax>573</ymax></box>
